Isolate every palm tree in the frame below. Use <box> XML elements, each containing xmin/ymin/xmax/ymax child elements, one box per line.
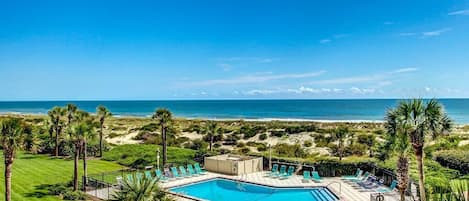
<box><xmin>152</xmin><ymin>108</ymin><xmax>173</xmax><ymax>167</ymax></box>
<box><xmin>65</xmin><ymin>104</ymin><xmax>77</xmax><ymax>137</ymax></box>
<box><xmin>96</xmin><ymin>105</ymin><xmax>111</xmax><ymax>157</ymax></box>
<box><xmin>48</xmin><ymin>106</ymin><xmax>65</xmax><ymax>156</ymax></box>
<box><xmin>113</xmin><ymin>175</ymin><xmax>174</xmax><ymax>201</ymax></box>
<box><xmin>69</xmin><ymin>110</ymin><xmax>94</xmax><ymax>191</ymax></box>
<box><xmin>332</xmin><ymin>127</ymin><xmax>350</xmax><ymax>160</ymax></box>
<box><xmin>205</xmin><ymin>121</ymin><xmax>219</xmax><ymax>151</ymax></box>
<box><xmin>390</xmin><ymin>99</ymin><xmax>452</xmax><ymax>201</ymax></box>
<box><xmin>1</xmin><ymin>118</ymin><xmax>24</xmax><ymax>201</ymax></box>
<box><xmin>357</xmin><ymin>134</ymin><xmax>376</xmax><ymax>157</ymax></box>
<box><xmin>385</xmin><ymin>109</ymin><xmax>411</xmax><ymax>201</ymax></box>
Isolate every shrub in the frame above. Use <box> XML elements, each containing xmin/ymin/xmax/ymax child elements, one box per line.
<box><xmin>285</xmin><ymin>124</ymin><xmax>316</xmax><ymax>134</ymax></box>
<box><xmin>303</xmin><ymin>140</ymin><xmax>313</xmax><ymax>147</ymax></box>
<box><xmin>273</xmin><ymin>143</ymin><xmax>307</xmax><ymax>158</ymax></box>
<box><xmin>103</xmin><ymin>144</ymin><xmax>196</xmax><ymax>168</ymax></box>
<box><xmin>62</xmin><ymin>191</ymin><xmax>86</xmax><ymax>200</ymax></box>
<box><xmin>270</xmin><ymin>130</ymin><xmax>286</xmax><ymax>137</ymax></box>
<box><xmin>239</xmin><ymin>147</ymin><xmax>250</xmax><ymax>154</ymax></box>
<box><xmin>434</xmin><ymin>149</ymin><xmax>469</xmax><ymax>174</ymax></box>
<box><xmin>236</xmin><ymin>142</ymin><xmax>245</xmax><ymax>147</ymax></box>
<box><xmin>259</xmin><ymin>133</ymin><xmax>267</xmax><ymax>140</ymax></box>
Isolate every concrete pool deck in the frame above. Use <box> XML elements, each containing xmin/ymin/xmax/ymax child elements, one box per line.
<box><xmin>162</xmin><ymin>171</ymin><xmax>404</xmax><ymax>201</ymax></box>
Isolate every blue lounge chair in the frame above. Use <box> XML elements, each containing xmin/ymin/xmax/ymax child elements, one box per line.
<box><xmin>279</xmin><ymin>166</ymin><xmax>295</xmax><ymax>180</ymax></box>
<box><xmin>144</xmin><ymin>171</ymin><xmax>153</xmax><ymax>179</ymax></box>
<box><xmin>274</xmin><ymin>165</ymin><xmax>287</xmax><ymax>178</ymax></box>
<box><xmin>302</xmin><ymin>171</ymin><xmax>312</xmax><ymax>182</ymax></box>
<box><xmin>312</xmin><ymin>171</ymin><xmax>323</xmax><ymax>183</ymax></box>
<box><xmin>186</xmin><ymin>164</ymin><xmax>199</xmax><ymax>176</ymax></box>
<box><xmin>179</xmin><ymin>166</ymin><xmax>190</xmax><ymax>177</ymax></box>
<box><xmin>265</xmin><ymin>164</ymin><xmax>279</xmax><ymax>177</ymax></box>
<box><xmin>377</xmin><ymin>180</ymin><xmax>398</xmax><ymax>193</ymax></box>
<box><xmin>349</xmin><ymin>171</ymin><xmax>370</xmax><ymax>183</ymax></box>
<box><xmin>358</xmin><ymin>176</ymin><xmax>380</xmax><ymax>189</ymax></box>
<box><xmin>342</xmin><ymin>169</ymin><xmax>362</xmax><ymax>180</ymax></box>
<box><xmin>194</xmin><ymin>163</ymin><xmax>207</xmax><ymax>175</ymax></box>
<box><xmin>155</xmin><ymin>169</ymin><xmax>169</xmax><ymax>182</ymax></box>
<box><xmin>171</xmin><ymin>167</ymin><xmax>183</xmax><ymax>179</ymax></box>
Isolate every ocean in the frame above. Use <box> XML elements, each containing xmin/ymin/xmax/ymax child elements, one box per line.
<box><xmin>1</xmin><ymin>99</ymin><xmax>469</xmax><ymax>123</ymax></box>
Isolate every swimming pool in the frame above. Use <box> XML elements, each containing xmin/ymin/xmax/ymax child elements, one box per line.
<box><xmin>170</xmin><ymin>178</ymin><xmax>339</xmax><ymax>201</ymax></box>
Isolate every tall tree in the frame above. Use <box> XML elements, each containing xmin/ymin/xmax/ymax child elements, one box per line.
<box><xmin>152</xmin><ymin>108</ymin><xmax>173</xmax><ymax>167</ymax></box>
<box><xmin>390</xmin><ymin>99</ymin><xmax>452</xmax><ymax>201</ymax></box>
<box><xmin>205</xmin><ymin>121</ymin><xmax>219</xmax><ymax>151</ymax></box>
<box><xmin>96</xmin><ymin>105</ymin><xmax>111</xmax><ymax>157</ymax></box>
<box><xmin>385</xmin><ymin>109</ymin><xmax>411</xmax><ymax>201</ymax></box>
<box><xmin>332</xmin><ymin>127</ymin><xmax>350</xmax><ymax>160</ymax></box>
<box><xmin>48</xmin><ymin>106</ymin><xmax>65</xmax><ymax>156</ymax></box>
<box><xmin>69</xmin><ymin>110</ymin><xmax>94</xmax><ymax>191</ymax></box>
<box><xmin>1</xmin><ymin>118</ymin><xmax>24</xmax><ymax>201</ymax></box>
<box><xmin>65</xmin><ymin>104</ymin><xmax>77</xmax><ymax>137</ymax></box>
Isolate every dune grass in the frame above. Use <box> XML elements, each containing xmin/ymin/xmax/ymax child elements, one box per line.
<box><xmin>0</xmin><ymin>153</ymin><xmax>123</xmax><ymax>201</ymax></box>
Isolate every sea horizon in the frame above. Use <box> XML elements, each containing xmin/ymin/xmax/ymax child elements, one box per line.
<box><xmin>2</xmin><ymin>99</ymin><xmax>469</xmax><ymax>124</ymax></box>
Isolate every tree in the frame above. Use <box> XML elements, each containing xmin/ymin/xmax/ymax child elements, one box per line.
<box><xmin>69</xmin><ymin>110</ymin><xmax>95</xmax><ymax>191</ymax></box>
<box><xmin>357</xmin><ymin>134</ymin><xmax>376</xmax><ymax>157</ymax></box>
<box><xmin>332</xmin><ymin>127</ymin><xmax>350</xmax><ymax>160</ymax></box>
<box><xmin>1</xmin><ymin>118</ymin><xmax>24</xmax><ymax>201</ymax></box>
<box><xmin>204</xmin><ymin>121</ymin><xmax>219</xmax><ymax>151</ymax></box>
<box><xmin>112</xmin><ymin>175</ymin><xmax>174</xmax><ymax>201</ymax></box>
<box><xmin>390</xmin><ymin>99</ymin><xmax>452</xmax><ymax>201</ymax></box>
<box><xmin>152</xmin><ymin>108</ymin><xmax>173</xmax><ymax>167</ymax></box>
<box><xmin>96</xmin><ymin>105</ymin><xmax>112</xmax><ymax>157</ymax></box>
<box><xmin>48</xmin><ymin>106</ymin><xmax>65</xmax><ymax>156</ymax></box>
<box><xmin>385</xmin><ymin>109</ymin><xmax>411</xmax><ymax>201</ymax></box>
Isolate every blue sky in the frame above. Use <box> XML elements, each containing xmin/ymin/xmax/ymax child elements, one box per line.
<box><xmin>1</xmin><ymin>0</ymin><xmax>469</xmax><ymax>100</ymax></box>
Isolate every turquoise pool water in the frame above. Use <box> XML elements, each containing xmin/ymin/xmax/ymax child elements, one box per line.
<box><xmin>170</xmin><ymin>178</ymin><xmax>339</xmax><ymax>201</ymax></box>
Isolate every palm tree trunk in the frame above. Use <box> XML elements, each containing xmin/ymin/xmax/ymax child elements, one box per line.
<box><xmin>4</xmin><ymin>160</ymin><xmax>13</xmax><ymax>201</ymax></box>
<box><xmin>162</xmin><ymin>126</ymin><xmax>167</xmax><ymax>166</ymax></box>
<box><xmin>99</xmin><ymin>123</ymin><xmax>103</xmax><ymax>157</ymax></box>
<box><xmin>55</xmin><ymin>128</ymin><xmax>59</xmax><ymax>157</ymax></box>
<box><xmin>73</xmin><ymin>143</ymin><xmax>80</xmax><ymax>191</ymax></box>
<box><xmin>416</xmin><ymin>148</ymin><xmax>426</xmax><ymax>201</ymax></box>
<box><xmin>209</xmin><ymin>135</ymin><xmax>213</xmax><ymax>151</ymax></box>
<box><xmin>83</xmin><ymin>140</ymin><xmax>88</xmax><ymax>190</ymax></box>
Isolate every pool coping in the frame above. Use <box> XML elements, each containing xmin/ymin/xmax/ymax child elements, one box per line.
<box><xmin>167</xmin><ymin>177</ymin><xmax>341</xmax><ymax>201</ymax></box>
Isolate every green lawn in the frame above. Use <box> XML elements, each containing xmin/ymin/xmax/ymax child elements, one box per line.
<box><xmin>0</xmin><ymin>153</ymin><xmax>124</xmax><ymax>201</ymax></box>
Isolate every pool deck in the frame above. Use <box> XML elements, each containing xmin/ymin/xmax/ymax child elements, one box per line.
<box><xmin>163</xmin><ymin>171</ymin><xmax>404</xmax><ymax>201</ymax></box>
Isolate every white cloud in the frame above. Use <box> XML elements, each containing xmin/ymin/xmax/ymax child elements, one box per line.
<box><xmin>243</xmin><ymin>89</ymin><xmax>278</xmax><ymax>95</ymax></box>
<box><xmin>217</xmin><ymin>63</ymin><xmax>232</xmax><ymax>71</ymax></box>
<box><xmin>422</xmin><ymin>28</ymin><xmax>452</xmax><ymax>37</ymax></box>
<box><xmin>312</xmin><ymin>68</ymin><xmax>417</xmax><ymax>85</ymax></box>
<box><xmin>350</xmin><ymin>87</ymin><xmax>376</xmax><ymax>94</ymax></box>
<box><xmin>399</xmin><ymin>33</ymin><xmax>417</xmax><ymax>36</ymax></box>
<box><xmin>191</xmin><ymin>70</ymin><xmax>326</xmax><ymax>86</ymax></box>
<box><xmin>319</xmin><ymin>39</ymin><xmax>331</xmax><ymax>44</ymax></box>
<box><xmin>448</xmin><ymin>9</ymin><xmax>469</xmax><ymax>16</ymax></box>
<box><xmin>217</xmin><ymin>57</ymin><xmax>275</xmax><ymax>63</ymax></box>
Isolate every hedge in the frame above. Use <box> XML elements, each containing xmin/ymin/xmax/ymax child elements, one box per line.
<box><xmin>434</xmin><ymin>149</ymin><xmax>469</xmax><ymax>174</ymax></box>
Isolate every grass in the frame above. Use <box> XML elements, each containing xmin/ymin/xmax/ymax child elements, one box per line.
<box><xmin>0</xmin><ymin>153</ymin><xmax>123</xmax><ymax>201</ymax></box>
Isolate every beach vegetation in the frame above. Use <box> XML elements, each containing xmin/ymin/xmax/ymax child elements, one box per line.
<box><xmin>151</xmin><ymin>108</ymin><xmax>173</xmax><ymax>167</ymax></box>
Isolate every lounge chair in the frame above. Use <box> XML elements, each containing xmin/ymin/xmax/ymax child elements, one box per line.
<box><xmin>187</xmin><ymin>164</ymin><xmax>200</xmax><ymax>176</ymax></box>
<box><xmin>194</xmin><ymin>163</ymin><xmax>208</xmax><ymax>175</ymax></box>
<box><xmin>265</xmin><ymin>164</ymin><xmax>279</xmax><ymax>177</ymax></box>
<box><xmin>179</xmin><ymin>166</ymin><xmax>191</xmax><ymax>177</ymax></box>
<box><xmin>342</xmin><ymin>169</ymin><xmax>362</xmax><ymax>180</ymax></box>
<box><xmin>274</xmin><ymin>165</ymin><xmax>287</xmax><ymax>178</ymax></box>
<box><xmin>171</xmin><ymin>167</ymin><xmax>183</xmax><ymax>179</ymax></box>
<box><xmin>358</xmin><ymin>176</ymin><xmax>380</xmax><ymax>189</ymax></box>
<box><xmin>155</xmin><ymin>169</ymin><xmax>169</xmax><ymax>182</ymax></box>
<box><xmin>279</xmin><ymin>166</ymin><xmax>295</xmax><ymax>180</ymax></box>
<box><xmin>377</xmin><ymin>180</ymin><xmax>398</xmax><ymax>193</ymax></box>
<box><xmin>302</xmin><ymin>171</ymin><xmax>311</xmax><ymax>182</ymax></box>
<box><xmin>349</xmin><ymin>171</ymin><xmax>370</xmax><ymax>183</ymax></box>
<box><xmin>144</xmin><ymin>171</ymin><xmax>153</xmax><ymax>179</ymax></box>
<box><xmin>312</xmin><ymin>171</ymin><xmax>323</xmax><ymax>183</ymax></box>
